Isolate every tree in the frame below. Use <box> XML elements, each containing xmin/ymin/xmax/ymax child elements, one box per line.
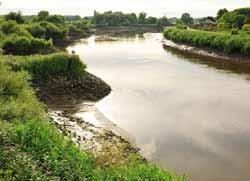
<box><xmin>37</xmin><ymin>11</ymin><xmax>49</xmax><ymax>21</ymax></box>
<box><xmin>147</xmin><ymin>16</ymin><xmax>157</xmax><ymax>24</ymax></box>
<box><xmin>138</xmin><ymin>12</ymin><xmax>147</xmax><ymax>24</ymax></box>
<box><xmin>217</xmin><ymin>8</ymin><xmax>228</xmax><ymax>20</ymax></box>
<box><xmin>4</xmin><ymin>11</ymin><xmax>24</xmax><ymax>24</ymax></box>
<box><xmin>157</xmin><ymin>17</ymin><xmax>170</xmax><ymax>27</ymax></box>
<box><xmin>127</xmin><ymin>13</ymin><xmax>137</xmax><ymax>24</ymax></box>
<box><xmin>181</xmin><ymin>13</ymin><xmax>193</xmax><ymax>25</ymax></box>
<box><xmin>47</xmin><ymin>15</ymin><xmax>65</xmax><ymax>24</ymax></box>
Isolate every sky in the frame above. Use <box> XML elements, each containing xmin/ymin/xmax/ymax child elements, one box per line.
<box><xmin>1</xmin><ymin>0</ymin><xmax>250</xmax><ymax>18</ymax></box>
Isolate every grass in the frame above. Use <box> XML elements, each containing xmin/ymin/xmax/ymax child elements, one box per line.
<box><xmin>0</xmin><ymin>53</ymin><xmax>187</xmax><ymax>181</ymax></box>
<box><xmin>164</xmin><ymin>27</ymin><xmax>250</xmax><ymax>55</ymax></box>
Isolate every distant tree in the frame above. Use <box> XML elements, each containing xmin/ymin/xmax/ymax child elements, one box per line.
<box><xmin>47</xmin><ymin>15</ymin><xmax>65</xmax><ymax>24</ymax></box>
<box><xmin>5</xmin><ymin>11</ymin><xmax>24</xmax><ymax>24</ymax></box>
<box><xmin>147</xmin><ymin>16</ymin><xmax>157</xmax><ymax>24</ymax></box>
<box><xmin>37</xmin><ymin>11</ymin><xmax>49</xmax><ymax>21</ymax></box>
<box><xmin>181</xmin><ymin>13</ymin><xmax>193</xmax><ymax>25</ymax></box>
<box><xmin>138</xmin><ymin>12</ymin><xmax>147</xmax><ymax>24</ymax></box>
<box><xmin>127</xmin><ymin>13</ymin><xmax>137</xmax><ymax>24</ymax></box>
<box><xmin>157</xmin><ymin>16</ymin><xmax>170</xmax><ymax>27</ymax></box>
<box><xmin>217</xmin><ymin>8</ymin><xmax>228</xmax><ymax>20</ymax></box>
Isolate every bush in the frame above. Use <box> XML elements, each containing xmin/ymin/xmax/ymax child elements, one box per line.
<box><xmin>4</xmin><ymin>12</ymin><xmax>25</xmax><ymax>24</ymax></box>
<box><xmin>1</xmin><ymin>53</ymin><xmax>87</xmax><ymax>80</ymax></box>
<box><xmin>26</xmin><ymin>23</ymin><xmax>46</xmax><ymax>39</ymax></box>
<box><xmin>39</xmin><ymin>21</ymin><xmax>68</xmax><ymax>41</ymax></box>
<box><xmin>0</xmin><ymin>20</ymin><xmax>32</xmax><ymax>38</ymax></box>
<box><xmin>210</xmin><ymin>35</ymin><xmax>229</xmax><ymax>50</ymax></box>
<box><xmin>2</xmin><ymin>35</ymin><xmax>53</xmax><ymax>55</ymax></box>
<box><xmin>225</xmin><ymin>37</ymin><xmax>244</xmax><ymax>53</ymax></box>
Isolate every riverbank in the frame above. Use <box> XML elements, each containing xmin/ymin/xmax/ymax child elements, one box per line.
<box><xmin>162</xmin><ymin>39</ymin><xmax>250</xmax><ymax>74</ymax></box>
<box><xmin>0</xmin><ymin>53</ymin><xmax>186</xmax><ymax>180</ymax></box>
<box><xmin>163</xmin><ymin>28</ymin><xmax>250</xmax><ymax>57</ymax></box>
<box><xmin>32</xmin><ymin>66</ymin><xmax>143</xmax><ymax>165</ymax></box>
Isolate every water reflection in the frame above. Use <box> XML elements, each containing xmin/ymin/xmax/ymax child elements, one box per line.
<box><xmin>163</xmin><ymin>44</ymin><xmax>250</xmax><ymax>75</ymax></box>
<box><xmin>68</xmin><ymin>33</ymin><xmax>250</xmax><ymax>181</ymax></box>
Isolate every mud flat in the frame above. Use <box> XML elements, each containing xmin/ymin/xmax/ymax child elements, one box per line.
<box><xmin>34</xmin><ymin>71</ymin><xmax>142</xmax><ymax>165</ymax></box>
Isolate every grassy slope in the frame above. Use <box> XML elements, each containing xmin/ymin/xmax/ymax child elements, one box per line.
<box><xmin>0</xmin><ymin>53</ymin><xmax>187</xmax><ymax>181</ymax></box>
<box><xmin>164</xmin><ymin>27</ymin><xmax>250</xmax><ymax>55</ymax></box>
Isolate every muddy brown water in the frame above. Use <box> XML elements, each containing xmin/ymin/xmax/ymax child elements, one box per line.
<box><xmin>68</xmin><ymin>33</ymin><xmax>250</xmax><ymax>181</ymax></box>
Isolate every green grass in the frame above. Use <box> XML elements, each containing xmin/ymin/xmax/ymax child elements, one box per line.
<box><xmin>164</xmin><ymin>27</ymin><xmax>250</xmax><ymax>55</ymax></box>
<box><xmin>0</xmin><ymin>53</ymin><xmax>187</xmax><ymax>181</ymax></box>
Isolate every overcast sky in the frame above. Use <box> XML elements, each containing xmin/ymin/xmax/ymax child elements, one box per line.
<box><xmin>1</xmin><ymin>0</ymin><xmax>250</xmax><ymax>18</ymax></box>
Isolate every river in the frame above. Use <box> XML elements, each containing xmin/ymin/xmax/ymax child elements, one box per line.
<box><xmin>68</xmin><ymin>33</ymin><xmax>250</xmax><ymax>181</ymax></box>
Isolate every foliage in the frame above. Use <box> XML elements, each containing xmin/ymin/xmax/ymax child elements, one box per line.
<box><xmin>157</xmin><ymin>17</ymin><xmax>171</xmax><ymax>27</ymax></box>
<box><xmin>216</xmin><ymin>8</ymin><xmax>228</xmax><ymax>20</ymax></box>
<box><xmin>164</xmin><ymin>27</ymin><xmax>250</xmax><ymax>55</ymax></box>
<box><xmin>0</xmin><ymin>20</ymin><xmax>31</xmax><ymax>37</ymax></box>
<box><xmin>93</xmin><ymin>11</ymin><xmax>170</xmax><ymax>27</ymax></box>
<box><xmin>1</xmin><ymin>53</ymin><xmax>87</xmax><ymax>80</ymax></box>
<box><xmin>39</xmin><ymin>21</ymin><xmax>68</xmax><ymax>41</ymax></box>
<box><xmin>181</xmin><ymin>13</ymin><xmax>194</xmax><ymax>25</ymax></box>
<box><xmin>2</xmin><ymin>35</ymin><xmax>53</xmax><ymax>55</ymax></box>
<box><xmin>37</xmin><ymin>11</ymin><xmax>49</xmax><ymax>21</ymax></box>
<box><xmin>231</xmin><ymin>28</ymin><xmax>239</xmax><ymax>35</ymax></box>
<box><xmin>217</xmin><ymin>8</ymin><xmax>250</xmax><ymax>29</ymax></box>
<box><xmin>4</xmin><ymin>11</ymin><xmax>25</xmax><ymax>24</ymax></box>
<box><xmin>138</xmin><ymin>12</ymin><xmax>147</xmax><ymax>24</ymax></box>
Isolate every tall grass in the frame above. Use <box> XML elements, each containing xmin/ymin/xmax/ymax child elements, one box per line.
<box><xmin>164</xmin><ymin>27</ymin><xmax>250</xmax><ymax>55</ymax></box>
<box><xmin>0</xmin><ymin>53</ymin><xmax>87</xmax><ymax>80</ymax></box>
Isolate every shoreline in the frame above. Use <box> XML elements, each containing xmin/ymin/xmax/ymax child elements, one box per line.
<box><xmin>162</xmin><ymin>39</ymin><xmax>250</xmax><ymax>74</ymax></box>
<box><xmin>34</xmin><ymin>69</ymin><xmax>143</xmax><ymax>165</ymax></box>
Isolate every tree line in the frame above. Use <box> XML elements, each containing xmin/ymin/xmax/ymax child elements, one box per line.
<box><xmin>93</xmin><ymin>11</ymin><xmax>171</xmax><ymax>27</ymax></box>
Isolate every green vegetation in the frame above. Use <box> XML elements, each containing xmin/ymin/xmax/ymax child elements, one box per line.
<box><xmin>181</xmin><ymin>13</ymin><xmax>194</xmax><ymax>25</ymax></box>
<box><xmin>164</xmin><ymin>28</ymin><xmax>250</xmax><ymax>55</ymax></box>
<box><xmin>164</xmin><ymin>7</ymin><xmax>250</xmax><ymax>56</ymax></box>
<box><xmin>0</xmin><ymin>11</ymin><xmax>91</xmax><ymax>55</ymax></box>
<box><xmin>93</xmin><ymin>11</ymin><xmax>171</xmax><ymax>27</ymax></box>
<box><xmin>0</xmin><ymin>52</ymin><xmax>186</xmax><ymax>180</ymax></box>
<box><xmin>217</xmin><ymin>8</ymin><xmax>250</xmax><ymax>30</ymax></box>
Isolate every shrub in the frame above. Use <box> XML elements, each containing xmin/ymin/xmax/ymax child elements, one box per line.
<box><xmin>26</xmin><ymin>23</ymin><xmax>46</xmax><ymax>39</ymax></box>
<box><xmin>0</xmin><ymin>64</ymin><xmax>45</xmax><ymax>121</ymax></box>
<box><xmin>0</xmin><ymin>20</ymin><xmax>32</xmax><ymax>37</ymax></box>
<box><xmin>225</xmin><ymin>37</ymin><xmax>244</xmax><ymax>53</ymax></box>
<box><xmin>210</xmin><ymin>35</ymin><xmax>229</xmax><ymax>50</ymax></box>
<box><xmin>39</xmin><ymin>21</ymin><xmax>68</xmax><ymax>41</ymax></box>
<box><xmin>2</xmin><ymin>35</ymin><xmax>53</xmax><ymax>55</ymax></box>
<box><xmin>1</xmin><ymin>53</ymin><xmax>87</xmax><ymax>80</ymax></box>
<box><xmin>4</xmin><ymin>12</ymin><xmax>25</xmax><ymax>24</ymax></box>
